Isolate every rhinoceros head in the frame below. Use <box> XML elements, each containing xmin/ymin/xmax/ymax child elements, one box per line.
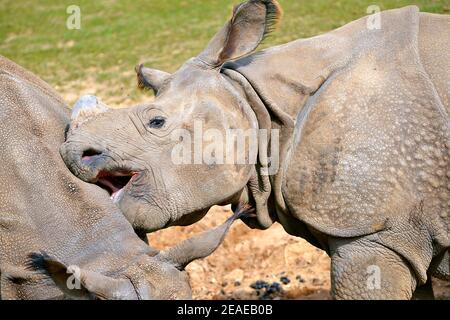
<box><xmin>60</xmin><ymin>0</ymin><xmax>282</xmax><ymax>232</ymax></box>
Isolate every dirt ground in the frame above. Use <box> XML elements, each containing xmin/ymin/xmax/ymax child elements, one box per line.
<box><xmin>149</xmin><ymin>205</ymin><xmax>449</xmax><ymax>300</ymax></box>
<box><xmin>149</xmin><ymin>206</ymin><xmax>331</xmax><ymax>300</ymax></box>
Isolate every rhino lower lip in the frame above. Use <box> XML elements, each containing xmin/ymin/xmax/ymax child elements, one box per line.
<box><xmin>95</xmin><ymin>171</ymin><xmax>138</xmax><ymax>202</ymax></box>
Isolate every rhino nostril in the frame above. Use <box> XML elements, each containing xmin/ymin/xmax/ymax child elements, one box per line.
<box><xmin>81</xmin><ymin>148</ymin><xmax>103</xmax><ymax>162</ymax></box>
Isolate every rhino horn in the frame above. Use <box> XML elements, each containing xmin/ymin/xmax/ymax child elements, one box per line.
<box><xmin>28</xmin><ymin>251</ymin><xmax>138</xmax><ymax>300</ymax></box>
<box><xmin>155</xmin><ymin>204</ymin><xmax>253</xmax><ymax>270</ymax></box>
<box><xmin>70</xmin><ymin>95</ymin><xmax>109</xmax><ymax>128</ymax></box>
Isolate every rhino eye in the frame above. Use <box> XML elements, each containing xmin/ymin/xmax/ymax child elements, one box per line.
<box><xmin>148</xmin><ymin>116</ymin><xmax>166</xmax><ymax>129</ymax></box>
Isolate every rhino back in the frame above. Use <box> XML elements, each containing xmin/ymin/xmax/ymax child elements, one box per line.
<box><xmin>418</xmin><ymin>13</ymin><xmax>450</xmax><ymax>121</ymax></box>
<box><xmin>0</xmin><ymin>56</ymin><xmax>142</xmax><ymax>299</ymax></box>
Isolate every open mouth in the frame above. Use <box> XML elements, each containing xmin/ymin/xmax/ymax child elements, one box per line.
<box><xmin>96</xmin><ymin>170</ymin><xmax>138</xmax><ymax>203</ymax></box>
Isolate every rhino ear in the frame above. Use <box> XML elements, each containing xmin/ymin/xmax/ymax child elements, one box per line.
<box><xmin>155</xmin><ymin>204</ymin><xmax>253</xmax><ymax>270</ymax></box>
<box><xmin>135</xmin><ymin>64</ymin><xmax>171</xmax><ymax>95</ymax></box>
<box><xmin>198</xmin><ymin>0</ymin><xmax>282</xmax><ymax>67</ymax></box>
<box><xmin>27</xmin><ymin>252</ymin><xmax>137</xmax><ymax>300</ymax></box>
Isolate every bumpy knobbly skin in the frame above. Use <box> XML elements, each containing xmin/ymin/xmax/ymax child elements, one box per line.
<box><xmin>278</xmin><ymin>9</ymin><xmax>449</xmax><ymax>286</ymax></box>
<box><xmin>60</xmin><ymin>1</ymin><xmax>449</xmax><ymax>299</ymax></box>
<box><xmin>0</xmin><ymin>56</ymin><xmax>238</xmax><ymax>300</ymax></box>
<box><xmin>329</xmin><ymin>237</ymin><xmax>418</xmax><ymax>300</ymax></box>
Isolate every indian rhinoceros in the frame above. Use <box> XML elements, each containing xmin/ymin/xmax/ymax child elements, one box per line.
<box><xmin>0</xmin><ymin>55</ymin><xmax>243</xmax><ymax>299</ymax></box>
<box><xmin>60</xmin><ymin>1</ymin><xmax>449</xmax><ymax>299</ymax></box>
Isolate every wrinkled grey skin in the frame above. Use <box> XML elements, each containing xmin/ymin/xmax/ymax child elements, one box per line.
<box><xmin>61</xmin><ymin>1</ymin><xmax>449</xmax><ymax>299</ymax></box>
<box><xmin>0</xmin><ymin>55</ymin><xmax>240</xmax><ymax>300</ymax></box>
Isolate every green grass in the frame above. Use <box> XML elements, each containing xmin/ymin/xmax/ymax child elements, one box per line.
<box><xmin>0</xmin><ymin>0</ymin><xmax>448</xmax><ymax>104</ymax></box>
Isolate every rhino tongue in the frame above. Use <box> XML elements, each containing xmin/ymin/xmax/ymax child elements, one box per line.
<box><xmin>96</xmin><ymin>173</ymin><xmax>134</xmax><ymax>201</ymax></box>
<box><xmin>111</xmin><ymin>188</ymin><xmax>125</xmax><ymax>203</ymax></box>
<box><xmin>96</xmin><ymin>177</ymin><xmax>127</xmax><ymax>203</ymax></box>
<box><xmin>97</xmin><ymin>177</ymin><xmax>123</xmax><ymax>195</ymax></box>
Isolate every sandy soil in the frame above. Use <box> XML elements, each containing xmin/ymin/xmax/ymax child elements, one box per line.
<box><xmin>149</xmin><ymin>205</ymin><xmax>331</xmax><ymax>300</ymax></box>
<box><xmin>149</xmin><ymin>206</ymin><xmax>449</xmax><ymax>300</ymax></box>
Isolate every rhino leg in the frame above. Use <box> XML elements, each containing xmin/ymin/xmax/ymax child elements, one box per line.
<box><xmin>329</xmin><ymin>237</ymin><xmax>417</xmax><ymax>300</ymax></box>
